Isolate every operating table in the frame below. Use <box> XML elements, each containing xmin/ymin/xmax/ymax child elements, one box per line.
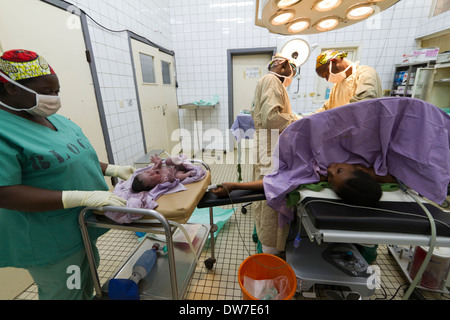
<box><xmin>287</xmin><ymin>187</ymin><xmax>450</xmax><ymax>298</ymax></box>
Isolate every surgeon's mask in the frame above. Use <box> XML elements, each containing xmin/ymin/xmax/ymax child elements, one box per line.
<box><xmin>0</xmin><ymin>72</ymin><xmax>61</xmax><ymax>117</ymax></box>
<box><xmin>327</xmin><ymin>60</ymin><xmax>354</xmax><ymax>84</ymax></box>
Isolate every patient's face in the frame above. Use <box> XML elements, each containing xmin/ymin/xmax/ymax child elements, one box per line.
<box><xmin>139</xmin><ymin>168</ymin><xmax>163</xmax><ymax>188</ymax></box>
<box><xmin>326</xmin><ymin>163</ymin><xmax>358</xmax><ymax>190</ymax></box>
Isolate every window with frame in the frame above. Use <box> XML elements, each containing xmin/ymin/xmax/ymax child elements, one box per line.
<box><xmin>139</xmin><ymin>53</ymin><xmax>156</xmax><ymax>84</ymax></box>
<box><xmin>161</xmin><ymin>60</ymin><xmax>171</xmax><ymax>85</ymax></box>
<box><xmin>431</xmin><ymin>0</ymin><xmax>450</xmax><ymax>17</ymax></box>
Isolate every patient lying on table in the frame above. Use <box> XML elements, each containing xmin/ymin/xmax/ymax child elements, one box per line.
<box><xmin>212</xmin><ymin>162</ymin><xmax>396</xmax><ymax>207</ymax></box>
<box><xmin>266</xmin><ymin>97</ymin><xmax>449</xmax><ymax>230</ymax></box>
<box><xmin>105</xmin><ymin>155</ymin><xmax>206</xmax><ymax>224</ymax></box>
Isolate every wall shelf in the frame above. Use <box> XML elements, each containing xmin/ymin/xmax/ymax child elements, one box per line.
<box><xmin>178</xmin><ymin>103</ymin><xmax>219</xmax><ymax>110</ymax></box>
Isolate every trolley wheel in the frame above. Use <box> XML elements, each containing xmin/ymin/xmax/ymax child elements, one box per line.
<box><xmin>204</xmin><ymin>258</ymin><xmax>216</xmax><ymax>269</ymax></box>
<box><xmin>241</xmin><ymin>207</ymin><xmax>247</xmax><ymax>214</ymax></box>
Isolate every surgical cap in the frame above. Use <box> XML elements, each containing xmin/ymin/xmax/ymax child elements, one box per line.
<box><xmin>268</xmin><ymin>53</ymin><xmax>297</xmax><ymax>77</ymax></box>
<box><xmin>0</xmin><ymin>49</ymin><xmax>55</xmax><ymax>83</ymax></box>
<box><xmin>316</xmin><ymin>50</ymin><xmax>348</xmax><ymax>69</ymax></box>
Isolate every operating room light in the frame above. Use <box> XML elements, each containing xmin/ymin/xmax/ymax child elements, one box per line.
<box><xmin>315</xmin><ymin>16</ymin><xmax>340</xmax><ymax>31</ymax></box>
<box><xmin>287</xmin><ymin>18</ymin><xmax>310</xmax><ymax>33</ymax></box>
<box><xmin>313</xmin><ymin>0</ymin><xmax>342</xmax><ymax>12</ymax></box>
<box><xmin>271</xmin><ymin>10</ymin><xmax>295</xmax><ymax>25</ymax></box>
<box><xmin>277</xmin><ymin>0</ymin><xmax>302</xmax><ymax>9</ymax></box>
<box><xmin>346</xmin><ymin>4</ymin><xmax>375</xmax><ymax>20</ymax></box>
<box><xmin>255</xmin><ymin>0</ymin><xmax>399</xmax><ymax>35</ymax></box>
<box><xmin>279</xmin><ymin>38</ymin><xmax>311</xmax><ymax>68</ymax></box>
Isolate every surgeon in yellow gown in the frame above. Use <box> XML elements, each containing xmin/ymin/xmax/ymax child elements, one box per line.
<box><xmin>315</xmin><ymin>50</ymin><xmax>382</xmax><ymax>112</ymax></box>
<box><xmin>251</xmin><ymin>55</ymin><xmax>300</xmax><ymax>255</ymax></box>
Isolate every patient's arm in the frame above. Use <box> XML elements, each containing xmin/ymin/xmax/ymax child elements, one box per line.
<box><xmin>210</xmin><ymin>180</ymin><xmax>264</xmax><ymax>197</ymax></box>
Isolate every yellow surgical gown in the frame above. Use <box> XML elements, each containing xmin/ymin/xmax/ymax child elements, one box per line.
<box><xmin>251</xmin><ymin>73</ymin><xmax>299</xmax><ymax>251</ymax></box>
<box><xmin>316</xmin><ymin>64</ymin><xmax>382</xmax><ymax>112</ymax></box>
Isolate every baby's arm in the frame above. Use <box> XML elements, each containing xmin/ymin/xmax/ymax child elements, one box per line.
<box><xmin>150</xmin><ymin>154</ymin><xmax>163</xmax><ymax>169</ymax></box>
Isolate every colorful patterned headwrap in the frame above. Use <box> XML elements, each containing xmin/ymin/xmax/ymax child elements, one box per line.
<box><xmin>316</xmin><ymin>50</ymin><xmax>348</xmax><ymax>69</ymax></box>
<box><xmin>0</xmin><ymin>49</ymin><xmax>55</xmax><ymax>83</ymax></box>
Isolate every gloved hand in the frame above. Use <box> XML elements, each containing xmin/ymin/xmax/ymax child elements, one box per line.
<box><xmin>62</xmin><ymin>190</ymin><xmax>127</xmax><ymax>209</ymax></box>
<box><xmin>105</xmin><ymin>164</ymin><xmax>136</xmax><ymax>181</ymax></box>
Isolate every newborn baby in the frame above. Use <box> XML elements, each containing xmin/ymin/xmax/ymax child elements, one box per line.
<box><xmin>131</xmin><ymin>154</ymin><xmax>195</xmax><ymax>192</ymax></box>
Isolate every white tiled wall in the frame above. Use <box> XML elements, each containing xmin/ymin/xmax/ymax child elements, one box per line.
<box><xmin>66</xmin><ymin>0</ymin><xmax>173</xmax><ymax>165</ymax></box>
<box><xmin>64</xmin><ymin>0</ymin><xmax>449</xmax><ymax>160</ymax></box>
<box><xmin>415</xmin><ymin>4</ymin><xmax>450</xmax><ymax>39</ymax></box>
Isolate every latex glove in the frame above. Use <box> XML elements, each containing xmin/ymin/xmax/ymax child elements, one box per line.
<box><xmin>105</xmin><ymin>164</ymin><xmax>136</xmax><ymax>180</ymax></box>
<box><xmin>62</xmin><ymin>190</ymin><xmax>127</xmax><ymax>209</ymax></box>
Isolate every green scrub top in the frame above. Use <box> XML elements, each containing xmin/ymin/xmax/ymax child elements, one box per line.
<box><xmin>0</xmin><ymin>109</ymin><xmax>109</xmax><ymax>268</ymax></box>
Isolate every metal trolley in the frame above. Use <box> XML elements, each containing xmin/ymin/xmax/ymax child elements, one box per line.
<box><xmin>78</xmin><ymin>160</ymin><xmax>216</xmax><ymax>300</ymax></box>
<box><xmin>79</xmin><ymin>206</ymin><xmax>213</xmax><ymax>300</ymax></box>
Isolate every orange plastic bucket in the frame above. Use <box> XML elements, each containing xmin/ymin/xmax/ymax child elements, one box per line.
<box><xmin>238</xmin><ymin>253</ymin><xmax>297</xmax><ymax>300</ymax></box>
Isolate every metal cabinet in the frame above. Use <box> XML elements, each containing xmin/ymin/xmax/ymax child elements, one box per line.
<box><xmin>391</xmin><ymin>61</ymin><xmax>435</xmax><ymax>98</ymax></box>
<box><xmin>411</xmin><ymin>67</ymin><xmax>434</xmax><ymax>101</ymax></box>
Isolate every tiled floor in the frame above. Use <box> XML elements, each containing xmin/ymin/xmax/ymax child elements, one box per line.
<box><xmin>14</xmin><ymin>152</ymin><xmax>450</xmax><ymax>300</ymax></box>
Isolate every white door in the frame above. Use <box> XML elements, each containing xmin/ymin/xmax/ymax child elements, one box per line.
<box><xmin>232</xmin><ymin>53</ymin><xmax>272</xmax><ymax>149</ymax></box>
<box><xmin>159</xmin><ymin>51</ymin><xmax>181</xmax><ymax>154</ymax></box>
<box><xmin>131</xmin><ymin>39</ymin><xmax>180</xmax><ymax>154</ymax></box>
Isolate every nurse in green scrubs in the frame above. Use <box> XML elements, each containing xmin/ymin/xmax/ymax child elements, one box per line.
<box><xmin>0</xmin><ymin>49</ymin><xmax>135</xmax><ymax>299</ymax></box>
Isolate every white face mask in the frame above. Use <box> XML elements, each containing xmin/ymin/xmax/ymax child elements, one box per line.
<box><xmin>0</xmin><ymin>73</ymin><xmax>61</xmax><ymax>117</ymax></box>
<box><xmin>327</xmin><ymin>60</ymin><xmax>354</xmax><ymax>84</ymax></box>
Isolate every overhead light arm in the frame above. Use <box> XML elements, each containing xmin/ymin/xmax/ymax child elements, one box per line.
<box><xmin>254</xmin><ymin>0</ymin><xmax>266</xmax><ymax>28</ymax></box>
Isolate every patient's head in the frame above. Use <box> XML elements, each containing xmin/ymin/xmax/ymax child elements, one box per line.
<box><xmin>327</xmin><ymin>163</ymin><xmax>382</xmax><ymax>207</ymax></box>
<box><xmin>131</xmin><ymin>168</ymin><xmax>163</xmax><ymax>192</ymax></box>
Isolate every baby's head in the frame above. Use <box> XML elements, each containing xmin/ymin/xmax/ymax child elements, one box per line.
<box><xmin>131</xmin><ymin>168</ymin><xmax>163</xmax><ymax>192</ymax></box>
<box><xmin>327</xmin><ymin>163</ymin><xmax>382</xmax><ymax>207</ymax></box>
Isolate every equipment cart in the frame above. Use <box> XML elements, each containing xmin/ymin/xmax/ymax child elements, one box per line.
<box><xmin>79</xmin><ymin>206</ymin><xmax>213</xmax><ymax>300</ymax></box>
